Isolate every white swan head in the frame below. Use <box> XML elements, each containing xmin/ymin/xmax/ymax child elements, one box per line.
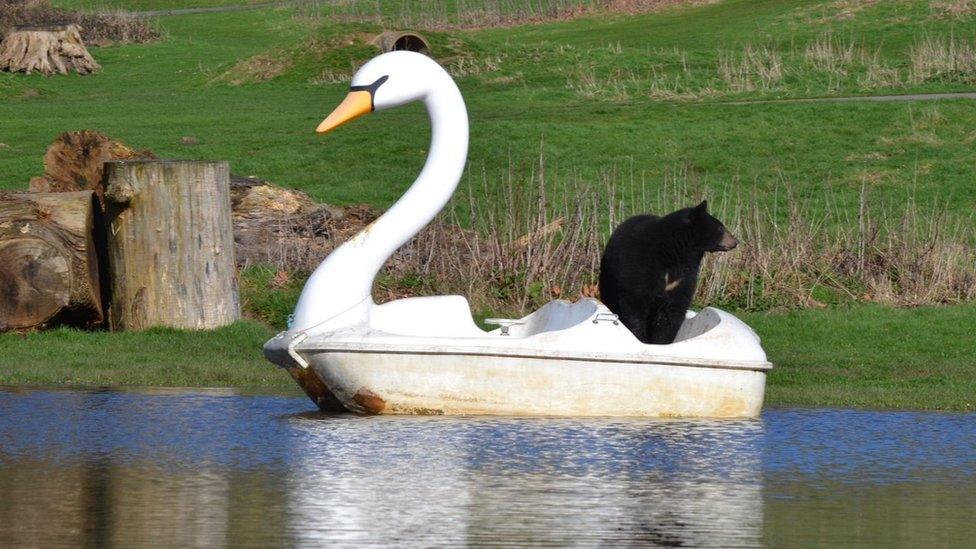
<box><xmin>317</xmin><ymin>51</ymin><xmax>452</xmax><ymax>134</ymax></box>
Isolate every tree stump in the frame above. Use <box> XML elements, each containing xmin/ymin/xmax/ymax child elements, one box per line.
<box><xmin>0</xmin><ymin>191</ymin><xmax>105</xmax><ymax>331</ymax></box>
<box><xmin>28</xmin><ymin>130</ymin><xmax>156</xmax><ymax>207</ymax></box>
<box><xmin>103</xmin><ymin>160</ymin><xmax>239</xmax><ymax>331</ymax></box>
<box><xmin>0</xmin><ymin>25</ymin><xmax>100</xmax><ymax>76</ymax></box>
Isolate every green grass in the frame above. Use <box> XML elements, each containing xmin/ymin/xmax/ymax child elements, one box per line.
<box><xmin>0</xmin><ymin>320</ymin><xmax>294</xmax><ymax>390</ymax></box>
<box><xmin>3</xmin><ymin>0</ymin><xmax>976</xmax><ymax>220</ymax></box>
<box><xmin>239</xmin><ymin>265</ymin><xmax>305</xmax><ymax>329</ymax></box>
<box><xmin>1</xmin><ymin>305</ymin><xmax>972</xmax><ymax>411</ymax></box>
<box><xmin>1</xmin><ymin>1</ymin><xmax>973</xmax><ymax>409</ymax></box>
<box><xmin>747</xmin><ymin>304</ymin><xmax>976</xmax><ymax>411</ymax></box>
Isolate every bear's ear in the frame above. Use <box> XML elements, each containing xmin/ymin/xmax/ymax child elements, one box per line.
<box><xmin>693</xmin><ymin>200</ymin><xmax>708</xmax><ymax>216</ymax></box>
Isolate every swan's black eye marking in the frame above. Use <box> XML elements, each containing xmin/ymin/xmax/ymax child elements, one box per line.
<box><xmin>350</xmin><ymin>75</ymin><xmax>389</xmax><ymax>111</ymax></box>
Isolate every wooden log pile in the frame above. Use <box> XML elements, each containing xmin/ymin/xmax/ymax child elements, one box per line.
<box><xmin>0</xmin><ymin>131</ymin><xmax>240</xmax><ymax>332</ymax></box>
<box><xmin>0</xmin><ymin>130</ymin><xmax>362</xmax><ymax>332</ymax></box>
<box><xmin>0</xmin><ymin>25</ymin><xmax>100</xmax><ymax>76</ymax></box>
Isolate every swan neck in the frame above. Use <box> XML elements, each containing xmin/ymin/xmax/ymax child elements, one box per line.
<box><xmin>290</xmin><ymin>78</ymin><xmax>468</xmax><ymax>334</ymax></box>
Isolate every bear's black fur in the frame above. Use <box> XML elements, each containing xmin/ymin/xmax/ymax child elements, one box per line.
<box><xmin>598</xmin><ymin>200</ymin><xmax>738</xmax><ymax>345</ymax></box>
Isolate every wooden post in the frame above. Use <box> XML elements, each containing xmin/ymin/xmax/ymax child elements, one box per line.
<box><xmin>103</xmin><ymin>160</ymin><xmax>239</xmax><ymax>331</ymax></box>
<box><xmin>0</xmin><ymin>191</ymin><xmax>105</xmax><ymax>330</ymax></box>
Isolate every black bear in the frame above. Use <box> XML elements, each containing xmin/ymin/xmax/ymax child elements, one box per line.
<box><xmin>598</xmin><ymin>200</ymin><xmax>738</xmax><ymax>344</ymax></box>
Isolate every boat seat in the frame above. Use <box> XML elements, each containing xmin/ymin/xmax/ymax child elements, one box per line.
<box><xmin>370</xmin><ymin>295</ymin><xmax>485</xmax><ymax>337</ymax></box>
<box><xmin>673</xmin><ymin>309</ymin><xmax>720</xmax><ymax>343</ymax></box>
<box><xmin>503</xmin><ymin>299</ymin><xmax>601</xmax><ymax>338</ymax></box>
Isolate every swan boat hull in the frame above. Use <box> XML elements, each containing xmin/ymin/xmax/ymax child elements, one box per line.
<box><xmin>264</xmin><ymin>299</ymin><xmax>772</xmax><ymax>418</ymax></box>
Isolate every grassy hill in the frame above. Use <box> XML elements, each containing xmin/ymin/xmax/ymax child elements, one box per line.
<box><xmin>2</xmin><ymin>0</ymin><xmax>976</xmax><ymax>215</ymax></box>
<box><xmin>2</xmin><ymin>0</ymin><xmax>973</xmax><ymax>311</ymax></box>
<box><xmin>1</xmin><ymin>0</ymin><xmax>975</xmax><ymax>409</ymax></box>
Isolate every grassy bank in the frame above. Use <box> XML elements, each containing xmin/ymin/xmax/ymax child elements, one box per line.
<box><xmin>0</xmin><ymin>321</ymin><xmax>293</xmax><ymax>390</ymax></box>
<box><xmin>2</xmin><ymin>304</ymin><xmax>973</xmax><ymax>412</ymax></box>
<box><xmin>744</xmin><ymin>305</ymin><xmax>976</xmax><ymax>411</ymax></box>
<box><xmin>0</xmin><ymin>1</ymin><xmax>973</xmax><ymax>411</ymax></box>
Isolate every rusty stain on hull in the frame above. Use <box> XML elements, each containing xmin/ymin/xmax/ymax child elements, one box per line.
<box><xmin>352</xmin><ymin>387</ymin><xmax>386</xmax><ymax>414</ymax></box>
<box><xmin>287</xmin><ymin>366</ymin><xmax>347</xmax><ymax>412</ymax></box>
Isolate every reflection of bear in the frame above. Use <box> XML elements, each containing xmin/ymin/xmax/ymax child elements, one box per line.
<box><xmin>599</xmin><ymin>201</ymin><xmax>738</xmax><ymax>344</ymax></box>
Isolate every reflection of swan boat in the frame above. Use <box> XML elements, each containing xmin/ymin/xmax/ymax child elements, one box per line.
<box><xmin>283</xmin><ymin>416</ymin><xmax>764</xmax><ymax>545</ymax></box>
<box><xmin>263</xmin><ymin>51</ymin><xmax>772</xmax><ymax>417</ymax></box>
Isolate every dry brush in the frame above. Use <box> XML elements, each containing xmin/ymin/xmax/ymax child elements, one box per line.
<box><xmin>256</xmin><ymin>157</ymin><xmax>976</xmax><ymax>315</ymax></box>
<box><xmin>0</xmin><ymin>0</ymin><xmax>159</xmax><ymax>46</ymax></box>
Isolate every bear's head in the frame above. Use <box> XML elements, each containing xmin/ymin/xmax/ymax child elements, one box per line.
<box><xmin>682</xmin><ymin>200</ymin><xmax>738</xmax><ymax>252</ymax></box>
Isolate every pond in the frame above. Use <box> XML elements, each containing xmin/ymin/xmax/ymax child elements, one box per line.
<box><xmin>1</xmin><ymin>387</ymin><xmax>973</xmax><ymax>546</ymax></box>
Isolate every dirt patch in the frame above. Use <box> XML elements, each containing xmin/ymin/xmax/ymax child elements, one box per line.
<box><xmin>216</xmin><ymin>32</ymin><xmax>375</xmax><ymax>85</ymax></box>
<box><xmin>604</xmin><ymin>0</ymin><xmax>719</xmax><ymax>13</ymax></box>
<box><xmin>217</xmin><ymin>53</ymin><xmax>293</xmax><ymax>86</ymax></box>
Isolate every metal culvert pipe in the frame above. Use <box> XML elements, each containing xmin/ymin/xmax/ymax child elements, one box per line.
<box><xmin>372</xmin><ymin>31</ymin><xmax>431</xmax><ymax>55</ymax></box>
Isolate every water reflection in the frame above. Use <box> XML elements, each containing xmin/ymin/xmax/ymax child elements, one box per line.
<box><xmin>0</xmin><ymin>387</ymin><xmax>974</xmax><ymax>546</ymax></box>
<box><xmin>283</xmin><ymin>416</ymin><xmax>764</xmax><ymax>546</ymax></box>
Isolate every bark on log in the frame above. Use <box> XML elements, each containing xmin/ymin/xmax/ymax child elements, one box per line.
<box><xmin>103</xmin><ymin>160</ymin><xmax>239</xmax><ymax>331</ymax></box>
<box><xmin>0</xmin><ymin>191</ymin><xmax>105</xmax><ymax>330</ymax></box>
<box><xmin>28</xmin><ymin>130</ymin><xmax>156</xmax><ymax>207</ymax></box>
<box><xmin>0</xmin><ymin>25</ymin><xmax>100</xmax><ymax>76</ymax></box>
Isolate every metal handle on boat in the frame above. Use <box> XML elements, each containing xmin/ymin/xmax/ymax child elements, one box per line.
<box><xmin>484</xmin><ymin>318</ymin><xmax>525</xmax><ymax>336</ymax></box>
<box><xmin>287</xmin><ymin>331</ymin><xmax>310</xmax><ymax>369</ymax></box>
<box><xmin>592</xmin><ymin>313</ymin><xmax>620</xmax><ymax>326</ymax></box>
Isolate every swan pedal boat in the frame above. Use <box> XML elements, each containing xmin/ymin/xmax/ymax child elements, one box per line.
<box><xmin>263</xmin><ymin>51</ymin><xmax>773</xmax><ymax>418</ymax></box>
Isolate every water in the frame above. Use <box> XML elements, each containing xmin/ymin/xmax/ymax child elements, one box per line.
<box><xmin>1</xmin><ymin>387</ymin><xmax>973</xmax><ymax>547</ymax></box>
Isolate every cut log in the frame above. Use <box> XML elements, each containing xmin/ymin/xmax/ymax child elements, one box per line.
<box><xmin>0</xmin><ymin>191</ymin><xmax>105</xmax><ymax>331</ymax></box>
<box><xmin>0</xmin><ymin>25</ymin><xmax>100</xmax><ymax>76</ymax></box>
<box><xmin>28</xmin><ymin>130</ymin><xmax>156</xmax><ymax>207</ymax></box>
<box><xmin>103</xmin><ymin>160</ymin><xmax>239</xmax><ymax>331</ymax></box>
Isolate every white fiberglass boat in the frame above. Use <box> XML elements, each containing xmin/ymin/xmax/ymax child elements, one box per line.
<box><xmin>264</xmin><ymin>51</ymin><xmax>772</xmax><ymax>417</ymax></box>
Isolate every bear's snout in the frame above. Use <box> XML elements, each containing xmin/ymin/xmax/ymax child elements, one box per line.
<box><xmin>719</xmin><ymin>230</ymin><xmax>738</xmax><ymax>251</ymax></box>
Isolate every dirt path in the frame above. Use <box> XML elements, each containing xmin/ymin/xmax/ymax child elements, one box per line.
<box><xmin>123</xmin><ymin>3</ymin><xmax>279</xmax><ymax>17</ymax></box>
<box><xmin>726</xmin><ymin>92</ymin><xmax>976</xmax><ymax>105</ymax></box>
